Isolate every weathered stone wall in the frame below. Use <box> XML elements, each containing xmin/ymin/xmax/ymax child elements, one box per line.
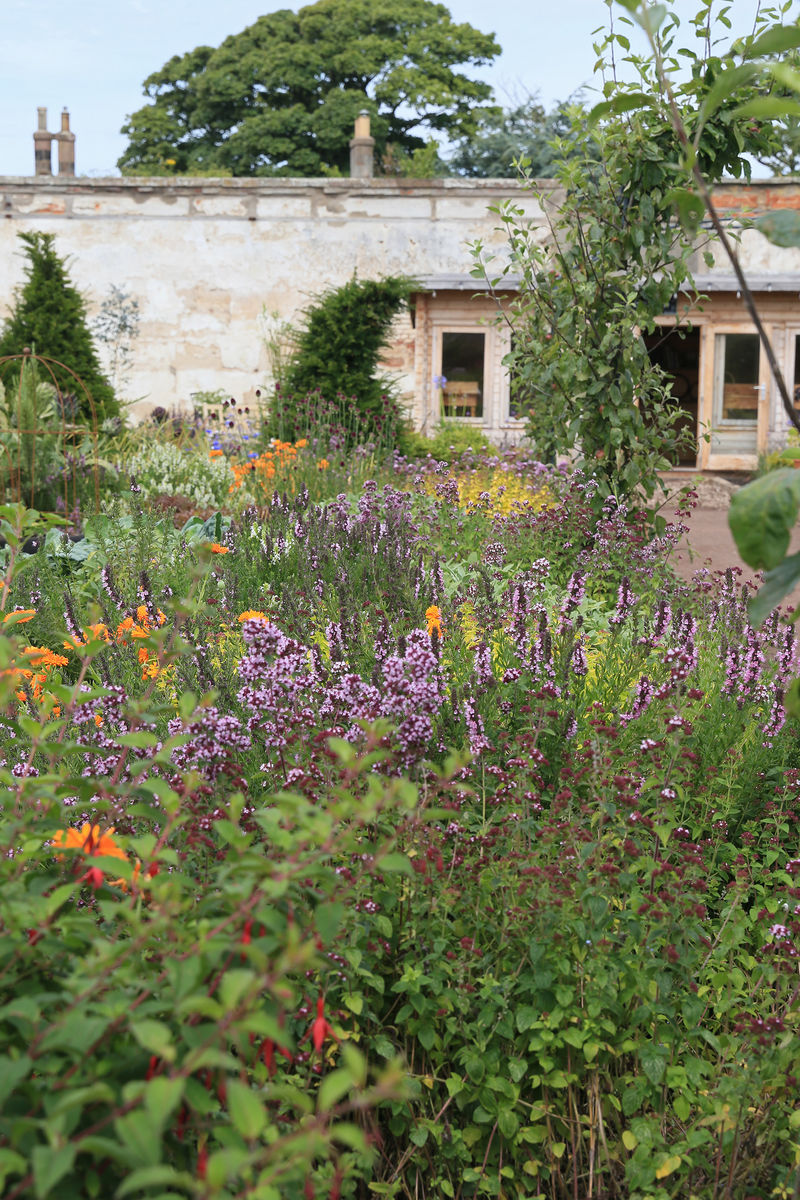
<box><xmin>0</xmin><ymin>176</ymin><xmax>547</xmax><ymax>419</ymax></box>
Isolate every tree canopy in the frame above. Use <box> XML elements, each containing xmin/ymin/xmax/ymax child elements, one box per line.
<box><xmin>118</xmin><ymin>0</ymin><xmax>500</xmax><ymax>177</ymax></box>
<box><xmin>449</xmin><ymin>95</ymin><xmax>576</xmax><ymax>177</ymax></box>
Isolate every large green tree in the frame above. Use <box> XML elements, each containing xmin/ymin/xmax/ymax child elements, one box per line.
<box><xmin>118</xmin><ymin>0</ymin><xmax>500</xmax><ymax>177</ymax></box>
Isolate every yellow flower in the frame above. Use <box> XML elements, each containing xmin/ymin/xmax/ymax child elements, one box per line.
<box><xmin>237</xmin><ymin>610</ymin><xmax>267</xmax><ymax>623</ymax></box>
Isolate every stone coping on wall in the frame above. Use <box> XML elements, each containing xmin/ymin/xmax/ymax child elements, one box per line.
<box><xmin>0</xmin><ymin>175</ymin><xmax>534</xmax><ymax>196</ymax></box>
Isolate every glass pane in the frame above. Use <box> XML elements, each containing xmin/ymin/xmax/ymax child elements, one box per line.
<box><xmin>716</xmin><ymin>332</ymin><xmax>758</xmax><ymax>421</ymax></box>
<box><xmin>441</xmin><ymin>332</ymin><xmax>484</xmax><ymax>419</ymax></box>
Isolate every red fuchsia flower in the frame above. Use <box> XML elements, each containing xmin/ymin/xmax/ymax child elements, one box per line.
<box><xmin>311</xmin><ymin>995</ymin><xmax>331</xmax><ymax>1052</ymax></box>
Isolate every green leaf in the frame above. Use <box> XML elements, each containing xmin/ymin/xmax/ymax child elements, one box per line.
<box><xmin>0</xmin><ymin>1149</ymin><xmax>27</xmax><ymax>1189</ymax></box>
<box><xmin>784</xmin><ymin>676</ymin><xmax>800</xmax><ymax>722</ymax></box>
<box><xmin>114</xmin><ymin>1111</ymin><xmax>162</xmax><ymax>1167</ymax></box>
<box><xmin>515</xmin><ymin>1005</ymin><xmax>538</xmax><ymax>1032</ymax></box>
<box><xmin>317</xmin><ymin>1068</ymin><xmax>352</xmax><ymax>1112</ymax></box>
<box><xmin>728</xmin><ymin>469</ymin><xmax>800</xmax><ymax>569</ymax></box>
<box><xmin>748</xmin><ymin>551</ymin><xmax>800</xmax><ymax>626</ymax></box>
<box><xmin>666</xmin><ymin>187</ymin><xmax>705</xmax><ymax>234</ymax></box>
<box><xmin>379</xmin><ymin>852</ymin><xmax>411</xmax><ymax>874</ymax></box>
<box><xmin>696</xmin><ymin>64</ymin><xmax>759</xmax><ymax>127</ymax></box>
<box><xmin>144</xmin><ymin>1077</ymin><xmax>185</xmax><ymax>1130</ymax></box>
<box><xmin>639</xmin><ymin>1043</ymin><xmax>666</xmax><ymax>1086</ymax></box>
<box><xmin>418</xmin><ymin>1025</ymin><xmax>436</xmax><ymax>1051</ymax></box>
<box><xmin>465</xmin><ymin>1055</ymin><xmax>485</xmax><ymax>1083</ymax></box>
<box><xmin>587</xmin><ymin>93</ymin><xmax>652</xmax><ymax>125</ymax></box>
<box><xmin>32</xmin><ymin>1144</ymin><xmax>76</xmax><ymax>1199</ymax></box>
<box><xmin>497</xmin><ymin>1107</ymin><xmax>519</xmax><ymax>1139</ymax></box>
<box><xmin>730</xmin><ymin>97</ymin><xmax>800</xmax><ymax>121</ymax></box>
<box><xmin>131</xmin><ymin>1020</ymin><xmax>175</xmax><ymax>1063</ymax></box>
<box><xmin>743</xmin><ymin>24</ymin><xmax>800</xmax><ymax>59</ymax></box>
<box><xmin>315</xmin><ymin>900</ymin><xmax>344</xmax><ymax>944</ymax></box>
<box><xmin>0</xmin><ymin>1055</ymin><xmax>31</xmax><ymax>1105</ymax></box>
<box><xmin>115</xmin><ymin>1165</ymin><xmax>193</xmax><ymax>1198</ymax></box>
<box><xmin>226</xmin><ymin>1078</ymin><xmax>266</xmax><ymax>1140</ymax></box>
<box><xmin>754</xmin><ymin>211</ymin><xmax>800</xmax><ymax>249</ymax></box>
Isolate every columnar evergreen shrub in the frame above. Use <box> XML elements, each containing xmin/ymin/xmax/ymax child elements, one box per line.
<box><xmin>0</xmin><ymin>232</ymin><xmax>117</xmax><ymax>420</ymax></box>
<box><xmin>268</xmin><ymin>276</ymin><xmax>413</xmax><ymax>443</ymax></box>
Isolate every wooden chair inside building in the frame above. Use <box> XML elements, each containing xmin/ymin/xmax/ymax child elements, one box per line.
<box><xmin>442</xmin><ymin>380</ymin><xmax>481</xmax><ymax>418</ymax></box>
<box><xmin>722</xmin><ymin>383</ymin><xmax>759</xmax><ymax>417</ymax></box>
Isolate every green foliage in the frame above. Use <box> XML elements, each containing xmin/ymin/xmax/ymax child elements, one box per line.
<box><xmin>449</xmin><ymin>94</ymin><xmax>577</xmax><ymax>177</ymax></box>
<box><xmin>401</xmin><ymin>420</ymin><xmax>493</xmax><ymax>462</ymax></box>
<box><xmin>0</xmin><ymin>234</ymin><xmax>117</xmax><ymax>420</ymax></box>
<box><xmin>269</xmin><ymin>276</ymin><xmax>414</xmax><ymax>443</ymax></box>
<box><xmin>481</xmin><ymin>4</ymin><xmax>796</xmax><ymax>508</ymax></box>
<box><xmin>118</xmin><ymin>0</ymin><xmax>500</xmax><ymax>177</ymax></box>
<box><xmin>481</xmin><ymin>117</ymin><xmax>695</xmax><ymax>505</ymax></box>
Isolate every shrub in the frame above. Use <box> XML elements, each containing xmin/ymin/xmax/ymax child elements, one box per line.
<box><xmin>268</xmin><ymin>276</ymin><xmax>414</xmax><ymax>444</ymax></box>
<box><xmin>0</xmin><ymin>233</ymin><xmax>117</xmax><ymax>420</ymax></box>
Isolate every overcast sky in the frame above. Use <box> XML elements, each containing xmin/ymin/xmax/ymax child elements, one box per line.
<box><xmin>0</xmin><ymin>0</ymin><xmax>793</xmax><ymax>177</ymax></box>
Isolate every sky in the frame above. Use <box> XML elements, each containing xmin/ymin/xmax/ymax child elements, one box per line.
<box><xmin>0</xmin><ymin>0</ymin><xmax>793</xmax><ymax>177</ymax></box>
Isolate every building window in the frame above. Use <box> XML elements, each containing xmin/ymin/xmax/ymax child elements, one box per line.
<box><xmin>440</xmin><ymin>331</ymin><xmax>485</xmax><ymax>419</ymax></box>
<box><xmin>713</xmin><ymin>332</ymin><xmax>759</xmax><ymax>423</ymax></box>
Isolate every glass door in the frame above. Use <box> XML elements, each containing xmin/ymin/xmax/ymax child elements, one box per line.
<box><xmin>709</xmin><ymin>331</ymin><xmax>762</xmax><ymax>460</ymax></box>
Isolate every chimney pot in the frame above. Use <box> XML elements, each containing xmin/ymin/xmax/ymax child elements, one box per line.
<box><xmin>349</xmin><ymin>110</ymin><xmax>375</xmax><ymax>180</ymax></box>
<box><xmin>354</xmin><ymin>110</ymin><xmax>370</xmax><ymax>139</ymax></box>
<box><xmin>34</xmin><ymin>108</ymin><xmax>53</xmax><ymax>176</ymax></box>
<box><xmin>57</xmin><ymin>108</ymin><xmax>76</xmax><ymax>176</ymax></box>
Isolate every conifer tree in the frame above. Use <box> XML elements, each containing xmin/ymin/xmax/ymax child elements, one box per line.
<box><xmin>0</xmin><ymin>232</ymin><xmax>117</xmax><ymax>419</ymax></box>
<box><xmin>270</xmin><ymin>276</ymin><xmax>412</xmax><ymax>442</ymax></box>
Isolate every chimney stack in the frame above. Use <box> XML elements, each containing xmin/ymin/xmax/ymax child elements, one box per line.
<box><xmin>33</xmin><ymin>107</ymin><xmax>76</xmax><ymax>176</ymax></box>
<box><xmin>349</xmin><ymin>110</ymin><xmax>374</xmax><ymax>179</ymax></box>
<box><xmin>57</xmin><ymin>108</ymin><xmax>75</xmax><ymax>176</ymax></box>
<box><xmin>34</xmin><ymin>107</ymin><xmax>52</xmax><ymax>175</ymax></box>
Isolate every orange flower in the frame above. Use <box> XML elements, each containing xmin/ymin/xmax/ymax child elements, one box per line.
<box><xmin>2</xmin><ymin>609</ymin><xmax>36</xmax><ymax>625</ymax></box>
<box><xmin>237</xmin><ymin>610</ymin><xmax>267</xmax><ymax>623</ymax></box>
<box><xmin>209</xmin><ymin>449</ymin><xmax>223</xmax><ymax>458</ymax></box>
<box><xmin>210</xmin><ymin>543</ymin><xmax>229</xmax><ymax>554</ymax></box>
<box><xmin>317</xmin><ymin>458</ymin><xmax>329</xmax><ymax>470</ymax></box>
<box><xmin>295</xmin><ymin>438</ymin><xmax>308</xmax><ymax>449</ymax></box>
<box><xmin>425</xmin><ymin>605</ymin><xmax>444</xmax><ymax>640</ymax></box>
<box><xmin>52</xmin><ymin>823</ymin><xmax>127</xmax><ymax>862</ymax></box>
<box><xmin>23</xmin><ymin>646</ymin><xmax>68</xmax><ymax>669</ymax></box>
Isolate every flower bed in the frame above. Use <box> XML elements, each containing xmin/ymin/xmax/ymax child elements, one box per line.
<box><xmin>1</xmin><ymin>461</ymin><xmax>799</xmax><ymax>1199</ymax></box>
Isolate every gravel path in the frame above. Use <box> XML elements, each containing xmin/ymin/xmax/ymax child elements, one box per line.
<box><xmin>660</xmin><ymin>475</ymin><xmax>800</xmax><ymax>607</ymax></box>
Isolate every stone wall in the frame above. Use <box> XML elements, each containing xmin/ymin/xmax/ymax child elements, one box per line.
<box><xmin>0</xmin><ymin>175</ymin><xmax>547</xmax><ymax>419</ymax></box>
